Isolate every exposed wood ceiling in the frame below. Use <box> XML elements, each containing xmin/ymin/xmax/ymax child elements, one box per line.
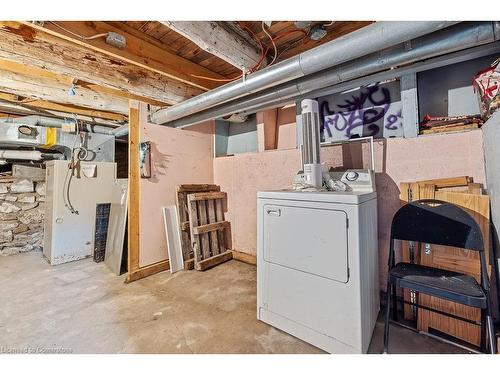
<box><xmin>0</xmin><ymin>20</ymin><xmax>372</xmax><ymax>127</ymax></box>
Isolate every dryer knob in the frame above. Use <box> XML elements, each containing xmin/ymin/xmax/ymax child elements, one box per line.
<box><xmin>346</xmin><ymin>171</ymin><xmax>359</xmax><ymax>181</ymax></box>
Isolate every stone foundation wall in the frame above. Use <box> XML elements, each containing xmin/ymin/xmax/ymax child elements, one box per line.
<box><xmin>0</xmin><ymin>175</ymin><xmax>45</xmax><ymax>256</ymax></box>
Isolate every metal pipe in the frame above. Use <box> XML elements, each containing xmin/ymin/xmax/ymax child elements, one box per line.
<box><xmin>165</xmin><ymin>22</ymin><xmax>499</xmax><ymax>128</ymax></box>
<box><xmin>111</xmin><ymin>124</ymin><xmax>129</xmax><ymax>137</ymax></box>
<box><xmin>0</xmin><ymin>115</ymin><xmax>124</xmax><ymax>136</ymax></box>
<box><xmin>151</xmin><ymin>21</ymin><xmax>458</xmax><ymax>125</ymax></box>
<box><xmin>0</xmin><ymin>150</ymin><xmax>63</xmax><ymax>161</ymax></box>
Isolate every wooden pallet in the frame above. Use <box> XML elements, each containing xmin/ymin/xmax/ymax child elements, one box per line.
<box><xmin>176</xmin><ymin>184</ymin><xmax>220</xmax><ymax>269</ymax></box>
<box><xmin>399</xmin><ymin>176</ymin><xmax>490</xmax><ymax>348</ymax></box>
<box><xmin>187</xmin><ymin>191</ymin><xmax>232</xmax><ymax>271</ymax></box>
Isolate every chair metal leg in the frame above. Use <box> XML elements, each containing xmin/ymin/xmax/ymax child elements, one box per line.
<box><xmin>391</xmin><ymin>283</ymin><xmax>398</xmax><ymax>321</ymax></box>
<box><xmin>383</xmin><ymin>282</ymin><xmax>392</xmax><ymax>354</ymax></box>
<box><xmin>486</xmin><ymin>314</ymin><xmax>496</xmax><ymax>354</ymax></box>
<box><xmin>484</xmin><ymin>288</ymin><xmax>497</xmax><ymax>354</ymax></box>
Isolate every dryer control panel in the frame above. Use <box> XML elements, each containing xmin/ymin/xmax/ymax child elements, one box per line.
<box><xmin>329</xmin><ymin>169</ymin><xmax>375</xmax><ymax>192</ymax></box>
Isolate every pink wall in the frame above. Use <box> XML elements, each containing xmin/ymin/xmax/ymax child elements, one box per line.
<box><xmin>213</xmin><ymin>129</ymin><xmax>486</xmax><ymax>289</ymax></box>
<box><xmin>140</xmin><ymin>120</ymin><xmax>214</xmax><ymax>267</ymax></box>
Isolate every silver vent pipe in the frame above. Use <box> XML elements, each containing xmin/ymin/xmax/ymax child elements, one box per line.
<box><xmin>0</xmin><ymin>150</ymin><xmax>63</xmax><ymax>161</ymax></box>
<box><xmin>151</xmin><ymin>21</ymin><xmax>458</xmax><ymax>125</ymax></box>
<box><xmin>0</xmin><ymin>115</ymin><xmax>126</xmax><ymax>136</ymax></box>
<box><xmin>163</xmin><ymin>22</ymin><xmax>500</xmax><ymax>128</ymax></box>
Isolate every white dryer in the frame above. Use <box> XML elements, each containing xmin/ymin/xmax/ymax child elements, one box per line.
<box><xmin>257</xmin><ymin>169</ymin><xmax>379</xmax><ymax>353</ymax></box>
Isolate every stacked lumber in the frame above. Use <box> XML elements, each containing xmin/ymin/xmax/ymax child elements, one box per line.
<box><xmin>176</xmin><ymin>184</ymin><xmax>232</xmax><ymax>271</ymax></box>
<box><xmin>399</xmin><ymin>176</ymin><xmax>490</xmax><ymax>348</ymax></box>
<box><xmin>419</xmin><ymin>114</ymin><xmax>483</xmax><ymax>135</ymax></box>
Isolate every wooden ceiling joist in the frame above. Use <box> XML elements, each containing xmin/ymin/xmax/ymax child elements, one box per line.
<box><xmin>0</xmin><ymin>101</ymin><xmax>122</xmax><ymax>127</ymax></box>
<box><xmin>0</xmin><ymin>58</ymin><xmax>167</xmax><ymax>108</ymax></box>
<box><xmin>0</xmin><ymin>22</ymin><xmax>203</xmax><ymax>106</ymax></box>
<box><xmin>0</xmin><ymin>66</ymin><xmax>129</xmax><ymax>115</ymax></box>
<box><xmin>24</xmin><ymin>21</ymin><xmax>226</xmax><ymax>91</ymax></box>
<box><xmin>0</xmin><ymin>92</ymin><xmax>127</xmax><ymax>122</ymax></box>
<box><xmin>161</xmin><ymin>21</ymin><xmax>263</xmax><ymax>71</ymax></box>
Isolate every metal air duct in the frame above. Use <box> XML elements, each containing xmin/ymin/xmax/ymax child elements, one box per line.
<box><xmin>163</xmin><ymin>22</ymin><xmax>500</xmax><ymax>128</ymax></box>
<box><xmin>151</xmin><ymin>21</ymin><xmax>458</xmax><ymax>125</ymax></box>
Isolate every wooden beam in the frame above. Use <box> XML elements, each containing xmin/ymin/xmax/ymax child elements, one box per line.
<box><xmin>0</xmin><ymin>67</ymin><xmax>129</xmax><ymax>115</ymax></box>
<box><xmin>0</xmin><ymin>58</ymin><xmax>167</xmax><ymax>108</ymax></box>
<box><xmin>231</xmin><ymin>250</ymin><xmax>257</xmax><ymax>265</ymax></box>
<box><xmin>161</xmin><ymin>21</ymin><xmax>262</xmax><ymax>70</ymax></box>
<box><xmin>24</xmin><ymin>21</ymin><xmax>225</xmax><ymax>91</ymax></box>
<box><xmin>125</xmin><ymin>260</ymin><xmax>170</xmax><ymax>283</ymax></box>
<box><xmin>0</xmin><ymin>112</ymin><xmax>21</xmax><ymax>118</ymax></box>
<box><xmin>125</xmin><ymin>101</ymin><xmax>171</xmax><ymax>283</ymax></box>
<box><xmin>0</xmin><ymin>92</ymin><xmax>127</xmax><ymax>122</ymax></box>
<box><xmin>0</xmin><ymin>99</ymin><xmax>122</xmax><ymax>127</ymax></box>
<box><xmin>0</xmin><ymin>22</ymin><xmax>203</xmax><ymax>105</ymax></box>
<box><xmin>127</xmin><ymin>100</ymin><xmax>141</xmax><ymax>282</ymax></box>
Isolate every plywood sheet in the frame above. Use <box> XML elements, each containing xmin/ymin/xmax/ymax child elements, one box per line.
<box><xmin>139</xmin><ymin>120</ymin><xmax>214</xmax><ymax>267</ymax></box>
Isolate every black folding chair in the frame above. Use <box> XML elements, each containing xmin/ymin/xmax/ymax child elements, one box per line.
<box><xmin>383</xmin><ymin>199</ymin><xmax>496</xmax><ymax>354</ymax></box>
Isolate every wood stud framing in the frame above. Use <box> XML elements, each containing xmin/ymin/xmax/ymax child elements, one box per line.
<box><xmin>126</xmin><ymin>101</ymin><xmax>170</xmax><ymax>283</ymax></box>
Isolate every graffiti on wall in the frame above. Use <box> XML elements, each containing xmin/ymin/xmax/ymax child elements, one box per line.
<box><xmin>319</xmin><ymin>82</ymin><xmax>403</xmax><ymax>141</ymax></box>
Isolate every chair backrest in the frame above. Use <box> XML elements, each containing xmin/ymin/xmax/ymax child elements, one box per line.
<box><xmin>391</xmin><ymin>199</ymin><xmax>484</xmax><ymax>252</ymax></box>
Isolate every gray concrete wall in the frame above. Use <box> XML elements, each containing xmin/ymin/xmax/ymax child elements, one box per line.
<box><xmin>215</xmin><ymin>120</ymin><xmax>229</xmax><ymax>157</ymax></box>
<box><xmin>215</xmin><ymin>116</ymin><xmax>257</xmax><ymax>156</ymax></box>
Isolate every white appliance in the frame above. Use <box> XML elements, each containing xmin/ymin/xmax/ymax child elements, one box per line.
<box><xmin>43</xmin><ymin>160</ymin><xmax>121</xmax><ymax>265</ymax></box>
<box><xmin>257</xmin><ymin>169</ymin><xmax>379</xmax><ymax>353</ymax></box>
<box><xmin>298</xmin><ymin>99</ymin><xmax>322</xmax><ymax>188</ymax></box>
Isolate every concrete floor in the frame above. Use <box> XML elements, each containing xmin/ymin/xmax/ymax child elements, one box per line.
<box><xmin>0</xmin><ymin>252</ymin><xmax>468</xmax><ymax>354</ymax></box>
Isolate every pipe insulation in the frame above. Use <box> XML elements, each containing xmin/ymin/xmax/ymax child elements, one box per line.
<box><xmin>0</xmin><ymin>150</ymin><xmax>63</xmax><ymax>161</ymax></box>
<box><xmin>0</xmin><ymin>115</ymin><xmax>125</xmax><ymax>136</ymax></box>
<box><xmin>151</xmin><ymin>21</ymin><xmax>458</xmax><ymax>125</ymax></box>
<box><xmin>163</xmin><ymin>22</ymin><xmax>500</xmax><ymax>128</ymax></box>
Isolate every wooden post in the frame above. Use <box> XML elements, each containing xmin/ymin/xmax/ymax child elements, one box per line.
<box><xmin>125</xmin><ymin>101</ymin><xmax>170</xmax><ymax>283</ymax></box>
<box><xmin>126</xmin><ymin>100</ymin><xmax>141</xmax><ymax>282</ymax></box>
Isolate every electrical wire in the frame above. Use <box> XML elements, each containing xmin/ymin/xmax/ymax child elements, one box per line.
<box><xmin>190</xmin><ymin>24</ymin><xmax>266</xmax><ymax>83</ymax></box>
<box><xmin>276</xmin><ymin>33</ymin><xmax>309</xmax><ymax>61</ymax></box>
<box><xmin>261</xmin><ymin>21</ymin><xmax>277</xmax><ymax>66</ymax></box>
<box><xmin>190</xmin><ymin>27</ymin><xmax>306</xmax><ymax>83</ymax></box>
<box><xmin>49</xmin><ymin>21</ymin><xmax>108</xmax><ymax>41</ymax></box>
<box><xmin>62</xmin><ymin>114</ymin><xmax>85</xmax><ymax>215</ymax></box>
